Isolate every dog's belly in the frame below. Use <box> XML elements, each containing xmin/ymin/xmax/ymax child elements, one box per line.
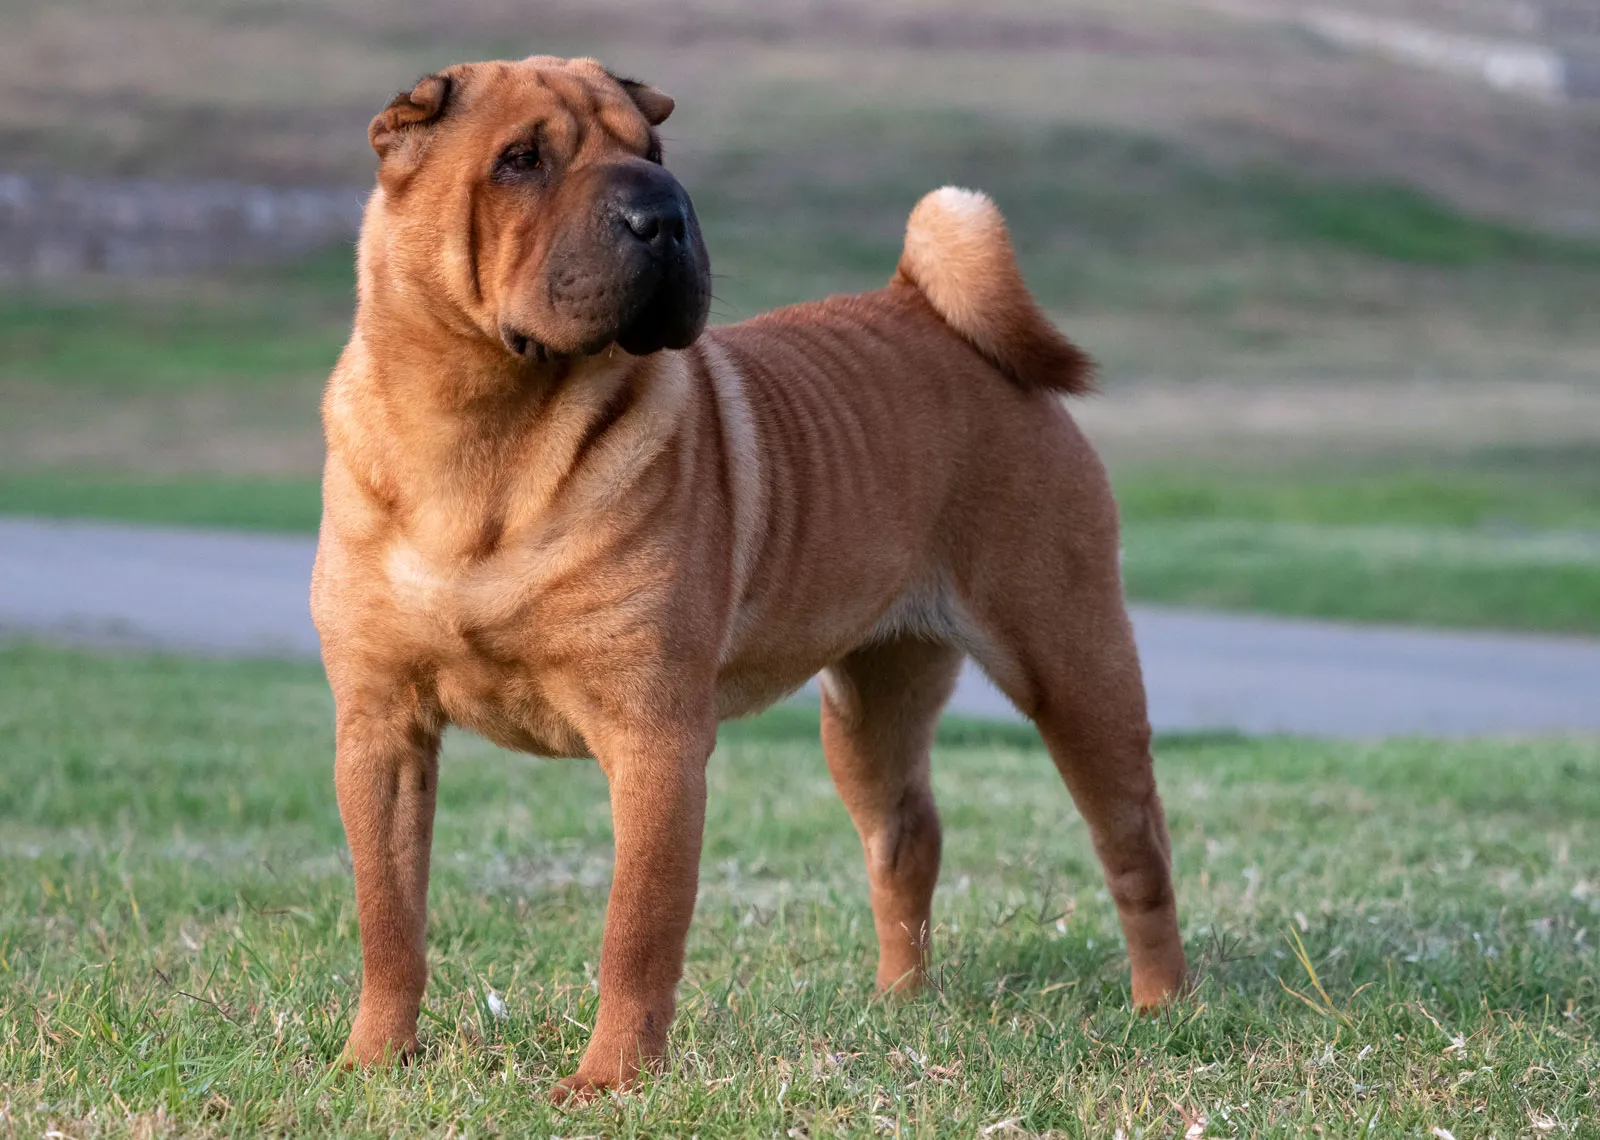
<box><xmin>372</xmin><ymin>539</ymin><xmax>981</xmax><ymax>755</ymax></box>
<box><xmin>712</xmin><ymin>576</ymin><xmax>986</xmax><ymax>721</ymax></box>
<box><xmin>712</xmin><ymin>602</ymin><xmax>880</xmax><ymax>720</ymax></box>
<box><xmin>713</xmin><ymin>661</ymin><xmax>817</xmax><ymax>721</ymax></box>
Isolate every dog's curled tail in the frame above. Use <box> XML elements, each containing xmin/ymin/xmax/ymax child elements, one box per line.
<box><xmin>895</xmin><ymin>187</ymin><xmax>1094</xmax><ymax>394</ymax></box>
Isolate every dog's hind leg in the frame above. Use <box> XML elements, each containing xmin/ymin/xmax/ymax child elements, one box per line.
<box><xmin>820</xmin><ymin>636</ymin><xmax>963</xmax><ymax>993</ymax></box>
<box><xmin>977</xmin><ymin>594</ymin><xmax>1185</xmax><ymax>1008</ymax></box>
<box><xmin>960</xmin><ymin>464</ymin><xmax>1187</xmax><ymax>1009</ymax></box>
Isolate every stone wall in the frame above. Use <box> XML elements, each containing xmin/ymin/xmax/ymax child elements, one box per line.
<box><xmin>0</xmin><ymin>173</ymin><xmax>365</xmax><ymax>279</ymax></box>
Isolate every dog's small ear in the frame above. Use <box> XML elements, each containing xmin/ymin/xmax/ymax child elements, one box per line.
<box><xmin>369</xmin><ymin>73</ymin><xmax>452</xmax><ymax>160</ymax></box>
<box><xmin>616</xmin><ymin>77</ymin><xmax>674</xmax><ymax>126</ymax></box>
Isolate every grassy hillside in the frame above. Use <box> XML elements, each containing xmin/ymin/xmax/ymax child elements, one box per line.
<box><xmin>4</xmin><ymin>0</ymin><xmax>1597</xmax><ymax>461</ymax></box>
<box><xmin>3</xmin><ymin>138</ymin><xmax>1598</xmax><ymax>632</ymax></box>
<box><xmin>6</xmin><ymin>0</ymin><xmax>1599</xmax><ymax>230</ymax></box>
<box><xmin>3</xmin><ymin>106</ymin><xmax>1597</xmax><ymax>476</ymax></box>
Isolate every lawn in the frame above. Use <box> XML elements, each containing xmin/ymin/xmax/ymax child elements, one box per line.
<box><xmin>1</xmin><ymin>644</ymin><xmax>1595</xmax><ymax>1136</ymax></box>
<box><xmin>1115</xmin><ymin>462</ymin><xmax>1600</xmax><ymax>635</ymax></box>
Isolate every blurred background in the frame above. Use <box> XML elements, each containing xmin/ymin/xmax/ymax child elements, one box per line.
<box><xmin>3</xmin><ymin>0</ymin><xmax>1598</xmax><ymax>635</ymax></box>
<box><xmin>4</xmin><ymin>11</ymin><xmax>1600</xmax><ymax>1131</ymax></box>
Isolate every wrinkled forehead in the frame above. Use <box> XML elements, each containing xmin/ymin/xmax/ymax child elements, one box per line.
<box><xmin>446</xmin><ymin>56</ymin><xmax>654</xmax><ymax>156</ymax></box>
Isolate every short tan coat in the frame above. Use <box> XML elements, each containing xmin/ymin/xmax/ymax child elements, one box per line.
<box><xmin>313</xmin><ymin>56</ymin><xmax>1185</xmax><ymax>1100</ymax></box>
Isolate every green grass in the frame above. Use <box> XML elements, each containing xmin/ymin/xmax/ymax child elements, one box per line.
<box><xmin>1115</xmin><ymin>454</ymin><xmax>1600</xmax><ymax>531</ymax></box>
<box><xmin>0</xmin><ymin>251</ymin><xmax>352</xmax><ymax>394</ymax></box>
<box><xmin>1122</xmin><ymin>520</ymin><xmax>1600</xmax><ymax>633</ymax></box>
<box><xmin>1251</xmin><ymin>180</ymin><xmax>1600</xmax><ymax>267</ymax></box>
<box><xmin>1114</xmin><ymin>461</ymin><xmax>1600</xmax><ymax>635</ymax></box>
<box><xmin>0</xmin><ymin>473</ymin><xmax>324</xmax><ymax>533</ymax></box>
<box><xmin>1</xmin><ymin>643</ymin><xmax>1596</xmax><ymax>1136</ymax></box>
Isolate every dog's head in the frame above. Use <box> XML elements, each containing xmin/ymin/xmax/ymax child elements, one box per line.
<box><xmin>365</xmin><ymin>56</ymin><xmax>711</xmax><ymax>360</ymax></box>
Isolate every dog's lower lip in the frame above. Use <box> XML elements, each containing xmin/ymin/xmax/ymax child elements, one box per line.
<box><xmin>501</xmin><ymin>326</ymin><xmax>556</xmax><ymax>362</ymax></box>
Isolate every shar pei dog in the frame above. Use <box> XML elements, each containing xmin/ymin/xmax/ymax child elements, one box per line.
<box><xmin>312</xmin><ymin>55</ymin><xmax>1186</xmax><ymax>1101</ymax></box>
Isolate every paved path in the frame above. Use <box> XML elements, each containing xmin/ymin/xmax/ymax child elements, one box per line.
<box><xmin>4</xmin><ymin>516</ymin><xmax>1600</xmax><ymax>738</ymax></box>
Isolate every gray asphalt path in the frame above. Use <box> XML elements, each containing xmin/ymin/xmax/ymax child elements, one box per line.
<box><xmin>4</xmin><ymin>516</ymin><xmax>1599</xmax><ymax>738</ymax></box>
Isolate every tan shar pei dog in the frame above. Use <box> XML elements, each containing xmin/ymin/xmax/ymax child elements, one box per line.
<box><xmin>312</xmin><ymin>54</ymin><xmax>1186</xmax><ymax>1101</ymax></box>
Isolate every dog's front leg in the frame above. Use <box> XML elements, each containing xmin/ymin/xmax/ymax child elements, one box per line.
<box><xmin>334</xmin><ymin>700</ymin><xmax>441</xmax><ymax>1066</ymax></box>
<box><xmin>552</xmin><ymin>725</ymin><xmax>712</xmax><ymax>1103</ymax></box>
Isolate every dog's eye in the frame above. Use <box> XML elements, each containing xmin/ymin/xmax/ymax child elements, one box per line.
<box><xmin>645</xmin><ymin>139</ymin><xmax>663</xmax><ymax>165</ymax></box>
<box><xmin>497</xmin><ymin>146</ymin><xmax>542</xmax><ymax>176</ymax></box>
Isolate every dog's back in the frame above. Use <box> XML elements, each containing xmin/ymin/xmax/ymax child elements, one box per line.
<box><xmin>700</xmin><ymin>188</ymin><xmax>1120</xmax><ymax>721</ymax></box>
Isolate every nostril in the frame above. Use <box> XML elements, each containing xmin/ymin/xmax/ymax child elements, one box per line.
<box><xmin>619</xmin><ymin>200</ymin><xmax>690</xmax><ymax>246</ymax></box>
<box><xmin>622</xmin><ymin>208</ymin><xmax>661</xmax><ymax>243</ymax></box>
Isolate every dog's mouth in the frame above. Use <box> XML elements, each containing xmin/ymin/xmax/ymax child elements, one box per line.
<box><xmin>497</xmin><ymin>322</ymin><xmax>642</xmax><ymax>363</ymax></box>
<box><xmin>499</xmin><ymin>274</ymin><xmax>709</xmax><ymax>364</ymax></box>
<box><xmin>614</xmin><ymin>278</ymin><xmax>710</xmax><ymax>357</ymax></box>
<box><xmin>500</xmin><ymin>325</ymin><xmax>566</xmax><ymax>363</ymax></box>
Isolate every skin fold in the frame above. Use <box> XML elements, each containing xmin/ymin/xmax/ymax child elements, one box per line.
<box><xmin>312</xmin><ymin>55</ymin><xmax>1186</xmax><ymax>1102</ymax></box>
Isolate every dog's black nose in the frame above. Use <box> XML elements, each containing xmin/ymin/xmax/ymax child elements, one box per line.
<box><xmin>618</xmin><ymin>199</ymin><xmax>687</xmax><ymax>248</ymax></box>
<box><xmin>605</xmin><ymin>161</ymin><xmax>693</xmax><ymax>253</ymax></box>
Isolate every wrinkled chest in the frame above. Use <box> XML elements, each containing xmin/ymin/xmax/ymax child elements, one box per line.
<box><xmin>382</xmin><ymin>542</ymin><xmax>591</xmax><ymax>759</ymax></box>
<box><xmin>434</xmin><ymin>658</ymin><xmax>590</xmax><ymax>759</ymax></box>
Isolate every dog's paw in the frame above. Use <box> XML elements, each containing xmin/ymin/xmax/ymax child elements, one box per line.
<box><xmin>549</xmin><ymin>1072</ymin><xmax>621</xmax><ymax>1105</ymax></box>
<box><xmin>875</xmin><ymin>957</ymin><xmax>931</xmax><ymax>996</ymax></box>
<box><xmin>340</xmin><ymin>1018</ymin><xmax>418</xmax><ymax>1069</ymax></box>
<box><xmin>550</xmin><ymin>1050</ymin><xmax>652</xmax><ymax>1105</ymax></box>
<box><xmin>1130</xmin><ymin>963</ymin><xmax>1190</xmax><ymax>1013</ymax></box>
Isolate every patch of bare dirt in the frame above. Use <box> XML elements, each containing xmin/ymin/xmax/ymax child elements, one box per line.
<box><xmin>1075</xmin><ymin>378</ymin><xmax>1600</xmax><ymax>466</ymax></box>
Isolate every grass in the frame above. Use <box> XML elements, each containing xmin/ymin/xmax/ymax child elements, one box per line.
<box><xmin>1252</xmin><ymin>180</ymin><xmax>1600</xmax><ymax>266</ymax></box>
<box><xmin>0</xmin><ymin>643</ymin><xmax>1596</xmax><ymax>1136</ymax></box>
<box><xmin>0</xmin><ymin>473</ymin><xmax>324</xmax><ymax>534</ymax></box>
<box><xmin>1115</xmin><ymin>461</ymin><xmax>1600</xmax><ymax>635</ymax></box>
<box><xmin>0</xmin><ymin>259</ymin><xmax>350</xmax><ymax>393</ymax></box>
<box><xmin>1122</xmin><ymin>520</ymin><xmax>1600</xmax><ymax>633</ymax></box>
<box><xmin>0</xmin><ymin>253</ymin><xmax>347</xmax><ymax>478</ymax></box>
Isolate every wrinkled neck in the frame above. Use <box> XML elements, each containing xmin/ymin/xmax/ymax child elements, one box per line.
<box><xmin>353</xmin><ymin>192</ymin><xmax>521</xmax><ymax>405</ymax></box>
